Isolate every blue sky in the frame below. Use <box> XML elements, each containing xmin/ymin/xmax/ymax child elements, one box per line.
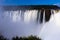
<box><xmin>0</xmin><ymin>0</ymin><xmax>60</xmax><ymax>5</ymax></box>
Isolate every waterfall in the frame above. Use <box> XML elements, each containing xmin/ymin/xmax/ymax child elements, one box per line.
<box><xmin>43</xmin><ymin>10</ymin><xmax>45</xmax><ymax>25</ymax></box>
<box><xmin>53</xmin><ymin>10</ymin><xmax>60</xmax><ymax>26</ymax></box>
<box><xmin>0</xmin><ymin>9</ymin><xmax>52</xmax><ymax>40</ymax></box>
<box><xmin>24</xmin><ymin>10</ymin><xmax>38</xmax><ymax>23</ymax></box>
<box><xmin>2</xmin><ymin>10</ymin><xmax>48</xmax><ymax>24</ymax></box>
<box><xmin>39</xmin><ymin>9</ymin><xmax>60</xmax><ymax>40</ymax></box>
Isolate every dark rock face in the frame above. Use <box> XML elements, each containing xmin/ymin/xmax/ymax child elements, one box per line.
<box><xmin>45</xmin><ymin>9</ymin><xmax>51</xmax><ymax>22</ymax></box>
<box><xmin>37</xmin><ymin>9</ymin><xmax>51</xmax><ymax>23</ymax></box>
<box><xmin>40</xmin><ymin>9</ymin><xmax>44</xmax><ymax>23</ymax></box>
<box><xmin>2</xmin><ymin>5</ymin><xmax>57</xmax><ymax>24</ymax></box>
<box><xmin>2</xmin><ymin>5</ymin><xmax>60</xmax><ymax>11</ymax></box>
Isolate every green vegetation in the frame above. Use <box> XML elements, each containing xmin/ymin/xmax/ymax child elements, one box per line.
<box><xmin>12</xmin><ymin>35</ymin><xmax>42</xmax><ymax>40</ymax></box>
<box><xmin>0</xmin><ymin>35</ymin><xmax>42</xmax><ymax>40</ymax></box>
<box><xmin>0</xmin><ymin>35</ymin><xmax>7</xmax><ymax>40</ymax></box>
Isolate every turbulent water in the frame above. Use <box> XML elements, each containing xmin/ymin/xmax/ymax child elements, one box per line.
<box><xmin>40</xmin><ymin>10</ymin><xmax>60</xmax><ymax>40</ymax></box>
<box><xmin>0</xmin><ymin>9</ymin><xmax>60</xmax><ymax>40</ymax></box>
<box><xmin>0</xmin><ymin>10</ymin><xmax>44</xmax><ymax>39</ymax></box>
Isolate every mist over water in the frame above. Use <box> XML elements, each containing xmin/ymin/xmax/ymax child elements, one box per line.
<box><xmin>40</xmin><ymin>10</ymin><xmax>60</xmax><ymax>40</ymax></box>
<box><xmin>0</xmin><ymin>8</ymin><xmax>60</xmax><ymax>40</ymax></box>
<box><xmin>0</xmin><ymin>10</ymin><xmax>44</xmax><ymax>39</ymax></box>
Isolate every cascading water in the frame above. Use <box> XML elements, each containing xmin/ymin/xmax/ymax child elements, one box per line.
<box><xmin>0</xmin><ymin>7</ymin><xmax>60</xmax><ymax>40</ymax></box>
<box><xmin>0</xmin><ymin>9</ymin><xmax>46</xmax><ymax>39</ymax></box>
<box><xmin>39</xmin><ymin>9</ymin><xmax>60</xmax><ymax>40</ymax></box>
<box><xmin>24</xmin><ymin>10</ymin><xmax>38</xmax><ymax>23</ymax></box>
